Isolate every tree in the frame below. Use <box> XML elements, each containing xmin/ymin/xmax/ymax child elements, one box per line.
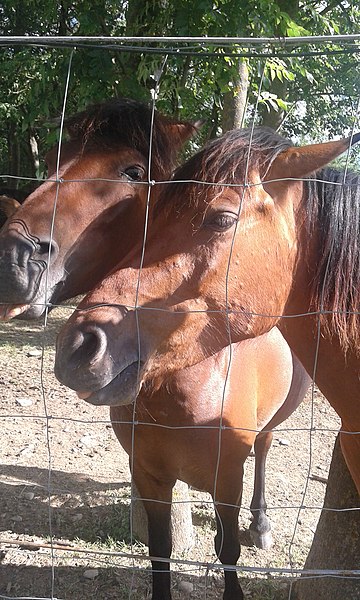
<box><xmin>1</xmin><ymin>1</ymin><xmax>360</xmax><ymax>193</ymax></box>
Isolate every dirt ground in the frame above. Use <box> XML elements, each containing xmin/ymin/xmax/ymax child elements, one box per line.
<box><xmin>0</xmin><ymin>305</ymin><xmax>340</xmax><ymax>599</ymax></box>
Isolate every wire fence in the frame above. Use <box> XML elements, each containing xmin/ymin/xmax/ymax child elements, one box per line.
<box><xmin>0</xmin><ymin>35</ymin><xmax>359</xmax><ymax>600</ymax></box>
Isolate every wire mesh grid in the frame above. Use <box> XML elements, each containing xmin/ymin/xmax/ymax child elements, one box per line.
<box><xmin>0</xmin><ymin>35</ymin><xmax>359</xmax><ymax>600</ymax></box>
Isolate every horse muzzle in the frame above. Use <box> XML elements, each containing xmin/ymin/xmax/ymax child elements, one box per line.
<box><xmin>0</xmin><ymin>220</ymin><xmax>59</xmax><ymax>318</ymax></box>
<box><xmin>75</xmin><ymin>361</ymin><xmax>143</xmax><ymax>406</ymax></box>
<box><xmin>55</xmin><ymin>307</ymin><xmax>145</xmax><ymax>406</ymax></box>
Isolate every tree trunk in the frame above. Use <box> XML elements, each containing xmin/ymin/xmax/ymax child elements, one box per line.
<box><xmin>292</xmin><ymin>435</ymin><xmax>360</xmax><ymax>600</ymax></box>
<box><xmin>131</xmin><ymin>480</ymin><xmax>194</xmax><ymax>553</ymax></box>
<box><xmin>7</xmin><ymin>123</ymin><xmax>20</xmax><ymax>190</ymax></box>
<box><xmin>222</xmin><ymin>59</ymin><xmax>249</xmax><ymax>132</ymax></box>
<box><xmin>29</xmin><ymin>132</ymin><xmax>39</xmax><ymax>175</ymax></box>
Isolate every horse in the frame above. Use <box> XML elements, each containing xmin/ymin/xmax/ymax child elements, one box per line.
<box><xmin>109</xmin><ymin>328</ymin><xmax>309</xmax><ymax>600</ymax></box>
<box><xmin>0</xmin><ymin>195</ymin><xmax>20</xmax><ymax>229</ymax></box>
<box><xmin>0</xmin><ymin>104</ymin><xmax>310</xmax><ymax>597</ymax></box>
<box><xmin>46</xmin><ymin>125</ymin><xmax>315</xmax><ymax>599</ymax></box>
<box><xmin>53</xmin><ymin>126</ymin><xmax>360</xmax><ymax>501</ymax></box>
<box><xmin>0</xmin><ymin>97</ymin><xmax>198</xmax><ymax>319</ymax></box>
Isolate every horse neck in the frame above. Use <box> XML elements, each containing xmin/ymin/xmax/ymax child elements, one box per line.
<box><xmin>277</xmin><ymin>198</ymin><xmax>320</xmax><ymax>364</ymax></box>
<box><xmin>277</xmin><ymin>201</ymin><xmax>359</xmax><ymax>418</ymax></box>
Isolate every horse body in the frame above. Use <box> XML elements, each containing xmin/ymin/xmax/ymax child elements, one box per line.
<box><xmin>111</xmin><ymin>328</ymin><xmax>309</xmax><ymax>599</ymax></box>
<box><xmin>48</xmin><ymin>123</ymin><xmax>313</xmax><ymax>598</ymax></box>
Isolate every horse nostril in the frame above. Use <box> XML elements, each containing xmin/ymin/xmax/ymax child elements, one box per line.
<box><xmin>70</xmin><ymin>325</ymin><xmax>108</xmax><ymax>368</ymax></box>
<box><xmin>83</xmin><ymin>331</ymin><xmax>104</xmax><ymax>362</ymax></box>
<box><xmin>36</xmin><ymin>240</ymin><xmax>59</xmax><ymax>262</ymax></box>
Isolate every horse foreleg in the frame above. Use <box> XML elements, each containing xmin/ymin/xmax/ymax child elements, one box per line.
<box><xmin>214</xmin><ymin>485</ymin><xmax>244</xmax><ymax>599</ymax></box>
<box><xmin>132</xmin><ymin>468</ymin><xmax>174</xmax><ymax>600</ymax></box>
<box><xmin>249</xmin><ymin>352</ymin><xmax>310</xmax><ymax>549</ymax></box>
<box><xmin>249</xmin><ymin>430</ymin><xmax>273</xmax><ymax>550</ymax></box>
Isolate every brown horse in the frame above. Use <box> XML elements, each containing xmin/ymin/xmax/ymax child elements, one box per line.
<box><xmin>0</xmin><ymin>195</ymin><xmax>20</xmax><ymax>229</ymax></box>
<box><xmin>0</xmin><ymin>109</ymin><xmax>310</xmax><ymax>597</ymax></box>
<box><xmin>110</xmin><ymin>329</ymin><xmax>309</xmax><ymax>600</ymax></box>
<box><xmin>0</xmin><ymin>98</ymin><xmax>197</xmax><ymax>319</ymax></box>
<box><xmin>47</xmin><ymin>126</ymin><xmax>313</xmax><ymax>598</ymax></box>
<box><xmin>54</xmin><ymin>127</ymin><xmax>360</xmax><ymax>499</ymax></box>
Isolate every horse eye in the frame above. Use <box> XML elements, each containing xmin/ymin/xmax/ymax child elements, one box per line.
<box><xmin>206</xmin><ymin>212</ymin><xmax>238</xmax><ymax>232</ymax></box>
<box><xmin>122</xmin><ymin>166</ymin><xmax>146</xmax><ymax>181</ymax></box>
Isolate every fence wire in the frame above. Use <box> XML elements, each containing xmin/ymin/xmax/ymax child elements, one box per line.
<box><xmin>0</xmin><ymin>35</ymin><xmax>359</xmax><ymax>600</ymax></box>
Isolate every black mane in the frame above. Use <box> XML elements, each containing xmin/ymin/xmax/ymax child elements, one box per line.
<box><xmin>64</xmin><ymin>98</ymin><xmax>188</xmax><ymax>180</ymax></box>
<box><xmin>308</xmin><ymin>166</ymin><xmax>360</xmax><ymax>347</ymax></box>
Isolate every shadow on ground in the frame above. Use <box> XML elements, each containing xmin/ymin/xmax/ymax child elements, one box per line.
<box><xmin>1</xmin><ymin>464</ymin><xmax>131</xmax><ymax>544</ymax></box>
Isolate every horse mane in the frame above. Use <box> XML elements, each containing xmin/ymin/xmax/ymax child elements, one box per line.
<box><xmin>307</xmin><ymin>167</ymin><xmax>360</xmax><ymax>350</ymax></box>
<box><xmin>156</xmin><ymin>127</ymin><xmax>293</xmax><ymax>216</ymax></box>
<box><xmin>64</xmin><ymin>97</ymin><xmax>191</xmax><ymax>180</ymax></box>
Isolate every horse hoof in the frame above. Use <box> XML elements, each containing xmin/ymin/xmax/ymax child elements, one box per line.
<box><xmin>249</xmin><ymin>528</ymin><xmax>273</xmax><ymax>550</ymax></box>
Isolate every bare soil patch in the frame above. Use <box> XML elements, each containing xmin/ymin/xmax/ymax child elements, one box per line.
<box><xmin>0</xmin><ymin>306</ymin><xmax>340</xmax><ymax>599</ymax></box>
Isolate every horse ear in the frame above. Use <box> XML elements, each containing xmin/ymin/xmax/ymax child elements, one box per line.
<box><xmin>168</xmin><ymin>120</ymin><xmax>203</xmax><ymax>148</ymax></box>
<box><xmin>266</xmin><ymin>132</ymin><xmax>360</xmax><ymax>181</ymax></box>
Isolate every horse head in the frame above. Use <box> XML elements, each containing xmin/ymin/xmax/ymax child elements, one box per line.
<box><xmin>0</xmin><ymin>98</ymin><xmax>199</xmax><ymax>319</ymax></box>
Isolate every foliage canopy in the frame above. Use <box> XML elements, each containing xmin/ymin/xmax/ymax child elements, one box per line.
<box><xmin>0</xmin><ymin>0</ymin><xmax>359</xmax><ymax>192</ymax></box>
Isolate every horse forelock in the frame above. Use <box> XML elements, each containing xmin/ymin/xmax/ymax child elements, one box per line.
<box><xmin>306</xmin><ymin>167</ymin><xmax>360</xmax><ymax>352</ymax></box>
<box><xmin>156</xmin><ymin>127</ymin><xmax>293</xmax><ymax>218</ymax></box>
<box><xmin>64</xmin><ymin>98</ymin><xmax>186</xmax><ymax>180</ymax></box>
